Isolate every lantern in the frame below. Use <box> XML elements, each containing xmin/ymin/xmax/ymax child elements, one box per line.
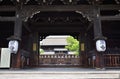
<box><xmin>96</xmin><ymin>40</ymin><xmax>106</xmax><ymax>52</ymax></box>
<box><xmin>8</xmin><ymin>40</ymin><xmax>19</xmax><ymax>54</ymax></box>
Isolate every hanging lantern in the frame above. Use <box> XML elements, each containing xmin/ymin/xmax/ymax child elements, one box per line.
<box><xmin>96</xmin><ymin>39</ymin><xmax>106</xmax><ymax>52</ymax></box>
<box><xmin>8</xmin><ymin>40</ymin><xmax>19</xmax><ymax>54</ymax></box>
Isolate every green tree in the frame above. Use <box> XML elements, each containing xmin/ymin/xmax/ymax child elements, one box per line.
<box><xmin>39</xmin><ymin>48</ymin><xmax>44</xmax><ymax>54</ymax></box>
<box><xmin>65</xmin><ymin>36</ymin><xmax>80</xmax><ymax>56</ymax></box>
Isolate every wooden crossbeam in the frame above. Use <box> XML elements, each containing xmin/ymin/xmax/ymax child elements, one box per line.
<box><xmin>0</xmin><ymin>6</ymin><xmax>15</xmax><ymax>11</ymax></box>
<box><xmin>0</xmin><ymin>16</ymin><xmax>119</xmax><ymax>22</ymax></box>
<box><xmin>0</xmin><ymin>17</ymin><xmax>16</xmax><ymax>21</ymax></box>
<box><xmin>22</xmin><ymin>5</ymin><xmax>120</xmax><ymax>11</ymax></box>
<box><xmin>101</xmin><ymin>16</ymin><xmax>120</xmax><ymax>21</ymax></box>
<box><xmin>0</xmin><ymin>5</ymin><xmax>119</xmax><ymax>11</ymax></box>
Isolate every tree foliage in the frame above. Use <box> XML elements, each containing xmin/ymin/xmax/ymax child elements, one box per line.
<box><xmin>39</xmin><ymin>48</ymin><xmax>44</xmax><ymax>54</ymax></box>
<box><xmin>65</xmin><ymin>36</ymin><xmax>80</xmax><ymax>55</ymax></box>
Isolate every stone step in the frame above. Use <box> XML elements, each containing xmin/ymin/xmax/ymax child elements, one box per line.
<box><xmin>0</xmin><ymin>68</ymin><xmax>120</xmax><ymax>79</ymax></box>
<box><xmin>0</xmin><ymin>73</ymin><xmax>119</xmax><ymax>79</ymax></box>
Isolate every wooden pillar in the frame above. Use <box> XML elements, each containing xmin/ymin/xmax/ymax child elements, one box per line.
<box><xmin>31</xmin><ymin>32</ymin><xmax>39</xmax><ymax>67</ymax></box>
<box><xmin>10</xmin><ymin>5</ymin><xmax>22</xmax><ymax>68</ymax></box>
<box><xmin>79</xmin><ymin>33</ymin><xmax>86</xmax><ymax>54</ymax></box>
<box><xmin>93</xmin><ymin>5</ymin><xmax>105</xmax><ymax>69</ymax></box>
<box><xmin>93</xmin><ymin>5</ymin><xmax>102</xmax><ymax>38</ymax></box>
<box><xmin>79</xmin><ymin>33</ymin><xmax>87</xmax><ymax>67</ymax></box>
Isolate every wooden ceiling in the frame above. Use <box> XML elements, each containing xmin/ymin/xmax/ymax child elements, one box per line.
<box><xmin>0</xmin><ymin>0</ymin><xmax>119</xmax><ymax>36</ymax></box>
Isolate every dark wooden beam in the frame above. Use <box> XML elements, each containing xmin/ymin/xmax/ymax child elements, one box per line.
<box><xmin>0</xmin><ymin>6</ymin><xmax>15</xmax><ymax>11</ymax></box>
<box><xmin>30</xmin><ymin>24</ymin><xmax>85</xmax><ymax>33</ymax></box>
<box><xmin>23</xmin><ymin>22</ymin><xmax>31</xmax><ymax>32</ymax></box>
<box><xmin>93</xmin><ymin>5</ymin><xmax>105</xmax><ymax>69</ymax></box>
<box><xmin>22</xmin><ymin>5</ymin><xmax>120</xmax><ymax>12</ymax></box>
<box><xmin>22</xmin><ymin>5</ymin><xmax>92</xmax><ymax>12</ymax></box>
<box><xmin>101</xmin><ymin>16</ymin><xmax>120</xmax><ymax>21</ymax></box>
<box><xmin>93</xmin><ymin>5</ymin><xmax>103</xmax><ymax>39</ymax></box>
<box><xmin>86</xmin><ymin>22</ymin><xmax>93</xmax><ymax>31</ymax></box>
<box><xmin>30</xmin><ymin>22</ymin><xmax>87</xmax><ymax>26</ymax></box>
<box><xmin>11</xmin><ymin>4</ymin><xmax>23</xmax><ymax>68</ymax></box>
<box><xmin>33</xmin><ymin>28</ymin><xmax>84</xmax><ymax>33</ymax></box>
<box><xmin>91</xmin><ymin>16</ymin><xmax>120</xmax><ymax>25</ymax></box>
<box><xmin>100</xmin><ymin>5</ymin><xmax>120</xmax><ymax>10</ymax></box>
<box><xmin>0</xmin><ymin>16</ymin><xmax>119</xmax><ymax>22</ymax></box>
<box><xmin>0</xmin><ymin>5</ymin><xmax>119</xmax><ymax>11</ymax></box>
<box><xmin>0</xmin><ymin>17</ymin><xmax>15</xmax><ymax>21</ymax></box>
<box><xmin>14</xmin><ymin>15</ymin><xmax>22</xmax><ymax>39</ymax></box>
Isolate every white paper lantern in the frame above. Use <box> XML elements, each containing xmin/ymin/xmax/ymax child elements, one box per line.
<box><xmin>8</xmin><ymin>40</ymin><xmax>19</xmax><ymax>54</ymax></box>
<box><xmin>96</xmin><ymin>40</ymin><xmax>106</xmax><ymax>52</ymax></box>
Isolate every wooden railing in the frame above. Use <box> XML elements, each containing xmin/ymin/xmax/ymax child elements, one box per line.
<box><xmin>104</xmin><ymin>54</ymin><xmax>120</xmax><ymax>67</ymax></box>
<box><xmin>39</xmin><ymin>54</ymin><xmax>81</xmax><ymax>66</ymax></box>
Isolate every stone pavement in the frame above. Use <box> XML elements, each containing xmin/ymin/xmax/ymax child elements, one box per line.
<box><xmin>0</xmin><ymin>68</ymin><xmax>120</xmax><ymax>79</ymax></box>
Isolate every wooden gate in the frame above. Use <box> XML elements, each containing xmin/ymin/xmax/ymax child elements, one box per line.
<box><xmin>39</xmin><ymin>54</ymin><xmax>81</xmax><ymax>67</ymax></box>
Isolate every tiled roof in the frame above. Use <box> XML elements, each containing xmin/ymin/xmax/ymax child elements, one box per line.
<box><xmin>40</xmin><ymin>35</ymin><xmax>69</xmax><ymax>46</ymax></box>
